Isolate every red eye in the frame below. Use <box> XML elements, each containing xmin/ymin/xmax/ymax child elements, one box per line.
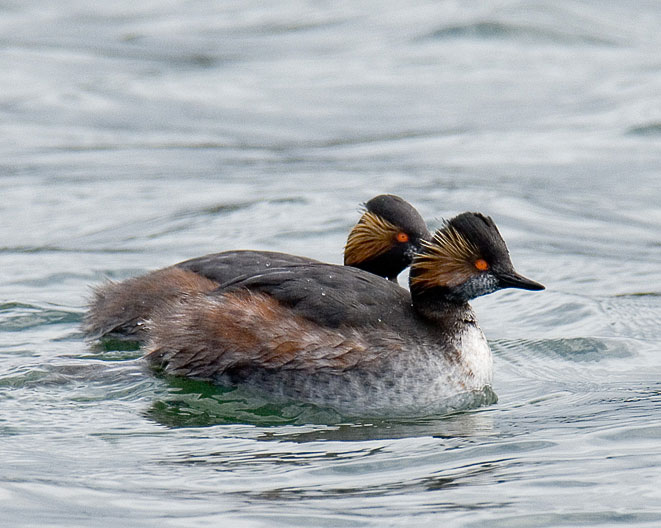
<box><xmin>475</xmin><ymin>259</ymin><xmax>489</xmax><ymax>271</ymax></box>
<box><xmin>396</xmin><ymin>232</ymin><xmax>409</xmax><ymax>243</ymax></box>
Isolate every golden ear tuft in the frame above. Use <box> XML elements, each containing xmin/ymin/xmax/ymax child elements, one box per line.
<box><xmin>410</xmin><ymin>224</ymin><xmax>482</xmax><ymax>290</ymax></box>
<box><xmin>344</xmin><ymin>211</ymin><xmax>400</xmax><ymax>266</ymax></box>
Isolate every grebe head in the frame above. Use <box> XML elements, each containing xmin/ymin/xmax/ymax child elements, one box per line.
<box><xmin>344</xmin><ymin>194</ymin><xmax>430</xmax><ymax>281</ymax></box>
<box><xmin>409</xmin><ymin>212</ymin><xmax>544</xmax><ymax>302</ymax></box>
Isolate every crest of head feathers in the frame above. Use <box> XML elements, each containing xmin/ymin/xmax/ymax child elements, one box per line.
<box><xmin>410</xmin><ymin>220</ymin><xmax>484</xmax><ymax>290</ymax></box>
<box><xmin>344</xmin><ymin>210</ymin><xmax>400</xmax><ymax>266</ymax></box>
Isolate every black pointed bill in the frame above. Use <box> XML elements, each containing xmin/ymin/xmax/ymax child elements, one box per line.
<box><xmin>498</xmin><ymin>271</ymin><xmax>545</xmax><ymax>291</ymax></box>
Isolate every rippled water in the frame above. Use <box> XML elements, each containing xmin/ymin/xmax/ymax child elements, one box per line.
<box><xmin>2</xmin><ymin>1</ymin><xmax>661</xmax><ymax>526</ymax></box>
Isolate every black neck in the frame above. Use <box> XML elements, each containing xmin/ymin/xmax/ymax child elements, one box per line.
<box><xmin>350</xmin><ymin>253</ymin><xmax>407</xmax><ymax>282</ymax></box>
<box><xmin>409</xmin><ymin>284</ymin><xmax>473</xmax><ymax>322</ymax></box>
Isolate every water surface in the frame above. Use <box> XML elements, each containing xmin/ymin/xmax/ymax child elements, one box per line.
<box><xmin>2</xmin><ymin>1</ymin><xmax>661</xmax><ymax>526</ymax></box>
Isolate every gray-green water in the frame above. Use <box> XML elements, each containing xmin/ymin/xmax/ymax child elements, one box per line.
<box><xmin>2</xmin><ymin>1</ymin><xmax>661</xmax><ymax>526</ymax></box>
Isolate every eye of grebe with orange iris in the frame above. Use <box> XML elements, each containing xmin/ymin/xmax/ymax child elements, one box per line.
<box><xmin>396</xmin><ymin>232</ymin><xmax>409</xmax><ymax>243</ymax></box>
<box><xmin>474</xmin><ymin>258</ymin><xmax>489</xmax><ymax>271</ymax></box>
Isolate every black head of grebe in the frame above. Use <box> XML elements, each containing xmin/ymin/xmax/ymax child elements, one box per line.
<box><xmin>344</xmin><ymin>194</ymin><xmax>430</xmax><ymax>281</ymax></box>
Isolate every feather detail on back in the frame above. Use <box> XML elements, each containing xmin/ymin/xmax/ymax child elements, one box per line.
<box><xmin>83</xmin><ymin>267</ymin><xmax>219</xmax><ymax>339</ymax></box>
<box><xmin>145</xmin><ymin>290</ymin><xmax>406</xmax><ymax>378</ymax></box>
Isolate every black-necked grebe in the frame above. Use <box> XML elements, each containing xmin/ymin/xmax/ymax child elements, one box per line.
<box><xmin>145</xmin><ymin>212</ymin><xmax>544</xmax><ymax>416</ymax></box>
<box><xmin>83</xmin><ymin>195</ymin><xmax>429</xmax><ymax>341</ymax></box>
